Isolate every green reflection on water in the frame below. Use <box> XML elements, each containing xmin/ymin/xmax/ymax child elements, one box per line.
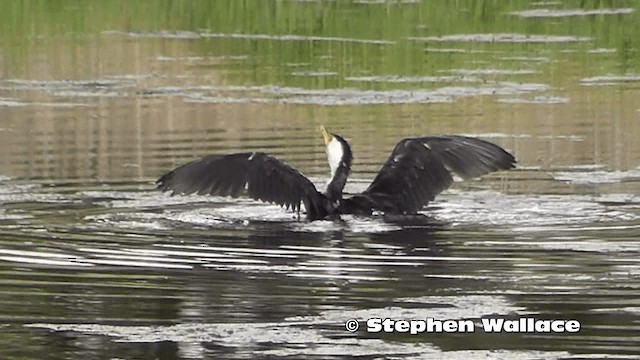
<box><xmin>1</xmin><ymin>1</ymin><xmax>638</xmax><ymax>84</ymax></box>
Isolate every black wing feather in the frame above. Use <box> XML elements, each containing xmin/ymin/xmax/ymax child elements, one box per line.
<box><xmin>359</xmin><ymin>136</ymin><xmax>515</xmax><ymax>214</ymax></box>
<box><xmin>157</xmin><ymin>152</ymin><xmax>324</xmax><ymax>218</ymax></box>
<box><xmin>420</xmin><ymin>135</ymin><xmax>515</xmax><ymax>179</ymax></box>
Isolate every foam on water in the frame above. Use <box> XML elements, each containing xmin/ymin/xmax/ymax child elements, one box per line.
<box><xmin>552</xmin><ymin>168</ymin><xmax>640</xmax><ymax>184</ymax></box>
<box><xmin>24</xmin><ymin>321</ymin><xmax>570</xmax><ymax>359</ymax></box>
<box><xmin>141</xmin><ymin>82</ymin><xmax>550</xmax><ymax>105</ymax></box>
<box><xmin>432</xmin><ymin>191</ymin><xmax>640</xmax><ymax>228</ymax></box>
<box><xmin>25</xmin><ymin>294</ymin><xmax>572</xmax><ymax>358</ymax></box>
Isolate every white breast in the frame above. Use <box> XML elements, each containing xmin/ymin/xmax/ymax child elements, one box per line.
<box><xmin>326</xmin><ymin>137</ymin><xmax>344</xmax><ymax>179</ymax></box>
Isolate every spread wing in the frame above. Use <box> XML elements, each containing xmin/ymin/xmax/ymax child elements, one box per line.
<box><xmin>360</xmin><ymin>136</ymin><xmax>516</xmax><ymax>214</ymax></box>
<box><xmin>156</xmin><ymin>152</ymin><xmax>326</xmax><ymax>219</ymax></box>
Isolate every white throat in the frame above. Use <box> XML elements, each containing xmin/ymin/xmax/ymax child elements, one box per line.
<box><xmin>326</xmin><ymin>137</ymin><xmax>344</xmax><ymax>180</ymax></box>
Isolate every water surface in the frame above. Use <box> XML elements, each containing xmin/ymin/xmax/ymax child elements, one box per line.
<box><xmin>1</xmin><ymin>1</ymin><xmax>639</xmax><ymax>359</ymax></box>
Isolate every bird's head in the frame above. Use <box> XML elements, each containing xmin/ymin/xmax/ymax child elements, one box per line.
<box><xmin>321</xmin><ymin>126</ymin><xmax>352</xmax><ymax>173</ymax></box>
<box><xmin>321</xmin><ymin>125</ymin><xmax>334</xmax><ymax>147</ymax></box>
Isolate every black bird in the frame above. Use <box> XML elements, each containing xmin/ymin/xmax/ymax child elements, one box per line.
<box><xmin>157</xmin><ymin>126</ymin><xmax>516</xmax><ymax>221</ymax></box>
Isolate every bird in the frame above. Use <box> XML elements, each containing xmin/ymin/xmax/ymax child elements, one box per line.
<box><xmin>156</xmin><ymin>126</ymin><xmax>516</xmax><ymax>221</ymax></box>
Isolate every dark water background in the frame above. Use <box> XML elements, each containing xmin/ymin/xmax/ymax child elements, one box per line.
<box><xmin>1</xmin><ymin>1</ymin><xmax>639</xmax><ymax>359</ymax></box>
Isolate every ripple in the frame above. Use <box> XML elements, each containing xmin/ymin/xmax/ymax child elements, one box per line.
<box><xmin>409</xmin><ymin>33</ymin><xmax>592</xmax><ymax>43</ymax></box>
<box><xmin>587</xmin><ymin>48</ymin><xmax>616</xmax><ymax>54</ymax></box>
<box><xmin>0</xmin><ymin>183</ymin><xmax>71</xmax><ymax>203</ymax></box>
<box><xmin>499</xmin><ymin>56</ymin><xmax>550</xmax><ymax>62</ymax></box>
<box><xmin>509</xmin><ymin>8</ymin><xmax>635</xmax><ymax>18</ymax></box>
<box><xmin>0</xmin><ymin>78</ymin><xmax>136</xmax><ymax>90</ymax></box>
<box><xmin>354</xmin><ymin>0</ymin><xmax>420</xmax><ymax>4</ymax></box>
<box><xmin>0</xmin><ymin>98</ymin><xmax>93</xmax><ymax>107</ymax></box>
<box><xmin>0</xmin><ymin>245</ymin><xmax>195</xmax><ymax>269</ymax></box>
<box><xmin>103</xmin><ymin>30</ymin><xmax>201</xmax><ymax>39</ymax></box>
<box><xmin>0</xmin><ymin>249</ymin><xmax>93</xmax><ymax>267</ymax></box>
<box><xmin>497</xmin><ymin>96</ymin><xmax>570</xmax><ymax>104</ymax></box>
<box><xmin>288</xmin><ymin>216</ymin><xmax>402</xmax><ymax>233</ymax></box>
<box><xmin>455</xmin><ymin>132</ymin><xmax>532</xmax><ymax>139</ymax></box>
<box><xmin>580</xmin><ymin>74</ymin><xmax>640</xmax><ymax>86</ymax></box>
<box><xmin>0</xmin><ymin>98</ymin><xmax>26</xmax><ymax>107</ymax></box>
<box><xmin>424</xmin><ymin>48</ymin><xmax>489</xmax><ymax>54</ymax></box>
<box><xmin>509</xmin><ymin>238</ymin><xmax>640</xmax><ymax>253</ymax></box>
<box><xmin>445</xmin><ymin>68</ymin><xmax>539</xmax><ymax>76</ymax></box>
<box><xmin>291</xmin><ymin>71</ymin><xmax>338</xmax><ymax>77</ymax></box>
<box><xmin>106</xmin><ymin>30</ymin><xmax>396</xmax><ymax>45</ymax></box>
<box><xmin>202</xmin><ymin>32</ymin><xmax>396</xmax><ymax>45</ymax></box>
<box><xmin>147</xmin><ymin>82</ymin><xmax>549</xmax><ymax>105</ymax></box>
<box><xmin>252</xmin><ymin>85</ymin><xmax>455</xmax><ymax>105</ymax></box>
<box><xmin>85</xmin><ymin>212</ymin><xmax>174</xmax><ymax>231</ymax></box>
<box><xmin>530</xmin><ymin>1</ymin><xmax>561</xmax><ymax>5</ymax></box>
<box><xmin>345</xmin><ymin>75</ymin><xmax>480</xmax><ymax>83</ymax></box>
<box><xmin>0</xmin><ymin>78</ymin><xmax>138</xmax><ymax>98</ymax></box>
<box><xmin>538</xmin><ymin>134</ymin><xmax>584</xmax><ymax>141</ymax></box>
<box><xmin>0</xmin><ymin>208</ymin><xmax>30</xmax><ymax>221</ymax></box>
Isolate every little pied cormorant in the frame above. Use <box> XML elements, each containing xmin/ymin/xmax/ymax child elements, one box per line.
<box><xmin>157</xmin><ymin>126</ymin><xmax>516</xmax><ymax>221</ymax></box>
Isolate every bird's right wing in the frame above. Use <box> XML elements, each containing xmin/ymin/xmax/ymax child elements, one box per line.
<box><xmin>157</xmin><ymin>152</ymin><xmax>326</xmax><ymax>219</ymax></box>
<box><xmin>360</xmin><ymin>136</ymin><xmax>515</xmax><ymax>214</ymax></box>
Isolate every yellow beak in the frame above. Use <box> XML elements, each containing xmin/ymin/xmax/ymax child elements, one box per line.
<box><xmin>321</xmin><ymin>125</ymin><xmax>332</xmax><ymax>145</ymax></box>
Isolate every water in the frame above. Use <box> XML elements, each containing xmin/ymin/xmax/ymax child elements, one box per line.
<box><xmin>1</xmin><ymin>1</ymin><xmax>640</xmax><ymax>359</ymax></box>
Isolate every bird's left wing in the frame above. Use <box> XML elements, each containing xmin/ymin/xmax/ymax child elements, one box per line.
<box><xmin>156</xmin><ymin>152</ymin><xmax>325</xmax><ymax>218</ymax></box>
<box><xmin>359</xmin><ymin>136</ymin><xmax>515</xmax><ymax>214</ymax></box>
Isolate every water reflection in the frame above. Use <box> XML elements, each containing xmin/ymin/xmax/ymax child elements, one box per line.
<box><xmin>1</xmin><ymin>174</ymin><xmax>639</xmax><ymax>357</ymax></box>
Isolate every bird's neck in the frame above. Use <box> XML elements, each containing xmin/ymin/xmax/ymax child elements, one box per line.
<box><xmin>325</xmin><ymin>136</ymin><xmax>352</xmax><ymax>202</ymax></box>
<box><xmin>326</xmin><ymin>163</ymin><xmax>350</xmax><ymax>202</ymax></box>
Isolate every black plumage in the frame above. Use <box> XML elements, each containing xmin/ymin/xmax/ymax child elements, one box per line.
<box><xmin>157</xmin><ymin>128</ymin><xmax>516</xmax><ymax>221</ymax></box>
<box><xmin>324</xmin><ymin>134</ymin><xmax>353</xmax><ymax>203</ymax></box>
<box><xmin>340</xmin><ymin>136</ymin><xmax>515</xmax><ymax>215</ymax></box>
<box><xmin>156</xmin><ymin>152</ymin><xmax>327</xmax><ymax>219</ymax></box>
